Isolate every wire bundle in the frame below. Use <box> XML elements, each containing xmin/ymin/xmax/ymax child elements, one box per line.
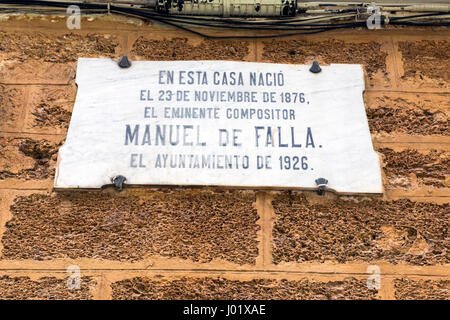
<box><xmin>0</xmin><ymin>0</ymin><xmax>448</xmax><ymax>39</ymax></box>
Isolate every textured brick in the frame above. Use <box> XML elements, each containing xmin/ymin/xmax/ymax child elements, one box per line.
<box><xmin>272</xmin><ymin>193</ymin><xmax>449</xmax><ymax>265</ymax></box>
<box><xmin>262</xmin><ymin>39</ymin><xmax>388</xmax><ymax>80</ymax></box>
<box><xmin>24</xmin><ymin>85</ymin><xmax>76</xmax><ymax>132</ymax></box>
<box><xmin>366</xmin><ymin>95</ymin><xmax>449</xmax><ymax>136</ymax></box>
<box><xmin>131</xmin><ymin>37</ymin><xmax>249</xmax><ymax>60</ymax></box>
<box><xmin>398</xmin><ymin>40</ymin><xmax>449</xmax><ymax>87</ymax></box>
<box><xmin>0</xmin><ymin>32</ymin><xmax>119</xmax><ymax>83</ymax></box>
<box><xmin>0</xmin><ymin>275</ymin><xmax>95</xmax><ymax>300</ymax></box>
<box><xmin>0</xmin><ymin>31</ymin><xmax>119</xmax><ymax>63</ymax></box>
<box><xmin>0</xmin><ymin>137</ymin><xmax>61</xmax><ymax>180</ymax></box>
<box><xmin>380</xmin><ymin>148</ymin><xmax>449</xmax><ymax>188</ymax></box>
<box><xmin>1</xmin><ymin>190</ymin><xmax>259</xmax><ymax>264</ymax></box>
<box><xmin>394</xmin><ymin>278</ymin><xmax>449</xmax><ymax>300</ymax></box>
<box><xmin>0</xmin><ymin>85</ymin><xmax>25</xmax><ymax>130</ymax></box>
<box><xmin>112</xmin><ymin>276</ymin><xmax>378</xmax><ymax>300</ymax></box>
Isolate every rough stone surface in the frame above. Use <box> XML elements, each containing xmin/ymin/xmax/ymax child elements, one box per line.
<box><xmin>0</xmin><ymin>61</ymin><xmax>75</xmax><ymax>83</ymax></box>
<box><xmin>111</xmin><ymin>276</ymin><xmax>378</xmax><ymax>300</ymax></box>
<box><xmin>0</xmin><ymin>85</ymin><xmax>24</xmax><ymax>130</ymax></box>
<box><xmin>272</xmin><ymin>193</ymin><xmax>449</xmax><ymax>265</ymax></box>
<box><xmin>131</xmin><ymin>37</ymin><xmax>249</xmax><ymax>60</ymax></box>
<box><xmin>27</xmin><ymin>86</ymin><xmax>76</xmax><ymax>130</ymax></box>
<box><xmin>31</xmin><ymin>104</ymin><xmax>71</xmax><ymax>129</ymax></box>
<box><xmin>366</xmin><ymin>95</ymin><xmax>449</xmax><ymax>136</ymax></box>
<box><xmin>394</xmin><ymin>278</ymin><xmax>449</xmax><ymax>300</ymax></box>
<box><xmin>0</xmin><ymin>137</ymin><xmax>61</xmax><ymax>180</ymax></box>
<box><xmin>0</xmin><ymin>275</ymin><xmax>95</xmax><ymax>300</ymax></box>
<box><xmin>262</xmin><ymin>39</ymin><xmax>387</xmax><ymax>79</ymax></box>
<box><xmin>1</xmin><ymin>190</ymin><xmax>259</xmax><ymax>264</ymax></box>
<box><xmin>398</xmin><ymin>40</ymin><xmax>449</xmax><ymax>86</ymax></box>
<box><xmin>380</xmin><ymin>148</ymin><xmax>449</xmax><ymax>188</ymax></box>
<box><xmin>0</xmin><ymin>18</ymin><xmax>448</xmax><ymax>300</ymax></box>
<box><xmin>0</xmin><ymin>32</ymin><xmax>119</xmax><ymax>63</ymax></box>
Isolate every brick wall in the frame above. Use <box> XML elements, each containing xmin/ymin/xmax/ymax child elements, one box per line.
<box><xmin>0</xmin><ymin>15</ymin><xmax>448</xmax><ymax>300</ymax></box>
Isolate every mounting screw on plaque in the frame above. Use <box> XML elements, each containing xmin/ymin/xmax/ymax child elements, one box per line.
<box><xmin>118</xmin><ymin>56</ymin><xmax>131</xmax><ymax>68</ymax></box>
<box><xmin>315</xmin><ymin>177</ymin><xmax>328</xmax><ymax>195</ymax></box>
<box><xmin>309</xmin><ymin>61</ymin><xmax>322</xmax><ymax>74</ymax></box>
<box><xmin>112</xmin><ymin>175</ymin><xmax>127</xmax><ymax>191</ymax></box>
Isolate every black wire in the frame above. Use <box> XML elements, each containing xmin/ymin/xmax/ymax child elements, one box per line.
<box><xmin>0</xmin><ymin>0</ymin><xmax>448</xmax><ymax>39</ymax></box>
<box><xmin>0</xmin><ymin>0</ymin><xmax>107</xmax><ymax>10</ymax></box>
<box><xmin>390</xmin><ymin>21</ymin><xmax>450</xmax><ymax>27</ymax></box>
<box><xmin>0</xmin><ymin>0</ymin><xmax>355</xmax><ymax>30</ymax></box>
<box><xmin>110</xmin><ymin>8</ymin><xmax>340</xmax><ymax>38</ymax></box>
<box><xmin>105</xmin><ymin>8</ymin><xmax>450</xmax><ymax>38</ymax></box>
<box><xmin>134</xmin><ymin>9</ymin><xmax>360</xmax><ymax>26</ymax></box>
<box><xmin>389</xmin><ymin>12</ymin><xmax>450</xmax><ymax>21</ymax></box>
<box><xmin>144</xmin><ymin>13</ymin><xmax>364</xmax><ymax>28</ymax></box>
<box><xmin>145</xmin><ymin>18</ymin><xmax>334</xmax><ymax>39</ymax></box>
<box><xmin>122</xmin><ymin>9</ymin><xmax>366</xmax><ymax>30</ymax></box>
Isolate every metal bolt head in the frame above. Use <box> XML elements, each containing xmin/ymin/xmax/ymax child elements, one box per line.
<box><xmin>315</xmin><ymin>177</ymin><xmax>328</xmax><ymax>186</ymax></box>
<box><xmin>315</xmin><ymin>177</ymin><xmax>328</xmax><ymax>195</ymax></box>
<box><xmin>112</xmin><ymin>175</ymin><xmax>127</xmax><ymax>190</ymax></box>
<box><xmin>309</xmin><ymin>61</ymin><xmax>322</xmax><ymax>73</ymax></box>
<box><xmin>118</xmin><ymin>56</ymin><xmax>132</xmax><ymax>68</ymax></box>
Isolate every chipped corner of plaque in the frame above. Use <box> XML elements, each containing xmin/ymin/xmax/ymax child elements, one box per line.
<box><xmin>53</xmin><ymin>141</ymin><xmax>68</xmax><ymax>190</ymax></box>
<box><xmin>53</xmin><ymin>147</ymin><xmax>62</xmax><ymax>190</ymax></box>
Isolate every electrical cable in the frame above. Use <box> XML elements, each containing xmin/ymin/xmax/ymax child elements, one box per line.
<box><xmin>123</xmin><ymin>11</ymin><xmax>365</xmax><ymax>30</ymax></box>
<box><xmin>109</xmin><ymin>7</ymin><xmax>341</xmax><ymax>38</ymax></box>
<box><xmin>389</xmin><ymin>12</ymin><xmax>450</xmax><ymax>21</ymax></box>
<box><xmin>0</xmin><ymin>0</ymin><xmax>448</xmax><ymax>39</ymax></box>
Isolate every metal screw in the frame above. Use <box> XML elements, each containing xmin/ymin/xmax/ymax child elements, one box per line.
<box><xmin>315</xmin><ymin>177</ymin><xmax>328</xmax><ymax>195</ymax></box>
<box><xmin>118</xmin><ymin>56</ymin><xmax>131</xmax><ymax>68</ymax></box>
<box><xmin>309</xmin><ymin>61</ymin><xmax>322</xmax><ymax>73</ymax></box>
<box><xmin>112</xmin><ymin>175</ymin><xmax>127</xmax><ymax>190</ymax></box>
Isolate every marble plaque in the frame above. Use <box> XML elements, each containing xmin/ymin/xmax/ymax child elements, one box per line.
<box><xmin>54</xmin><ymin>58</ymin><xmax>382</xmax><ymax>194</ymax></box>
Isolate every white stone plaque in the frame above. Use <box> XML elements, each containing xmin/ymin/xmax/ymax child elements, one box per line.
<box><xmin>54</xmin><ymin>58</ymin><xmax>382</xmax><ymax>194</ymax></box>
